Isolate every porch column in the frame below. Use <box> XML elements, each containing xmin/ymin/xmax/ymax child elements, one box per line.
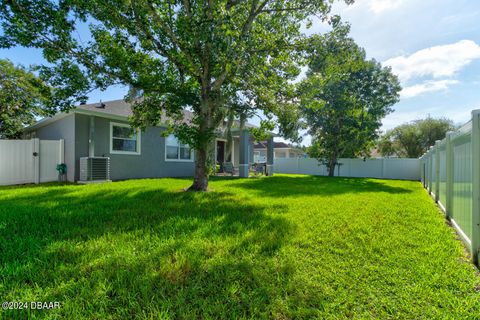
<box><xmin>266</xmin><ymin>136</ymin><xmax>274</xmax><ymax>176</ymax></box>
<box><xmin>239</xmin><ymin>129</ymin><xmax>250</xmax><ymax>178</ymax></box>
<box><xmin>88</xmin><ymin>116</ymin><xmax>95</xmax><ymax>157</ymax></box>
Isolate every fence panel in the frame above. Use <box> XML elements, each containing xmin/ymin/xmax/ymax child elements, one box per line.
<box><xmin>384</xmin><ymin>158</ymin><xmax>421</xmax><ymax>180</ymax></box>
<box><xmin>438</xmin><ymin>142</ymin><xmax>447</xmax><ymax>209</ymax></box>
<box><xmin>342</xmin><ymin>159</ymin><xmax>383</xmax><ymax>178</ymax></box>
<box><xmin>274</xmin><ymin>157</ymin><xmax>420</xmax><ymax>180</ymax></box>
<box><xmin>451</xmin><ymin>123</ymin><xmax>473</xmax><ymax>244</ymax></box>
<box><xmin>0</xmin><ymin>139</ymin><xmax>64</xmax><ymax>186</ymax></box>
<box><xmin>432</xmin><ymin>148</ymin><xmax>437</xmax><ymax>195</ymax></box>
<box><xmin>428</xmin><ymin>152</ymin><xmax>434</xmax><ymax>192</ymax></box>
<box><xmin>39</xmin><ymin>140</ymin><xmax>63</xmax><ymax>183</ymax></box>
<box><xmin>420</xmin><ymin>114</ymin><xmax>480</xmax><ymax>266</ymax></box>
<box><xmin>0</xmin><ymin>140</ymin><xmax>35</xmax><ymax>185</ymax></box>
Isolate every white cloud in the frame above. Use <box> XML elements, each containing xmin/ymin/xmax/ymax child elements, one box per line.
<box><xmin>401</xmin><ymin>80</ymin><xmax>459</xmax><ymax>98</ymax></box>
<box><xmin>344</xmin><ymin>0</ymin><xmax>407</xmax><ymax>15</ymax></box>
<box><xmin>384</xmin><ymin>40</ymin><xmax>480</xmax><ymax>82</ymax></box>
<box><xmin>367</xmin><ymin>0</ymin><xmax>406</xmax><ymax>14</ymax></box>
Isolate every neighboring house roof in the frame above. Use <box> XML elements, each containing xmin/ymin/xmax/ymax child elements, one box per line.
<box><xmin>254</xmin><ymin>141</ymin><xmax>300</xmax><ymax>150</ymax></box>
<box><xmin>25</xmin><ymin>99</ymin><xmax>262</xmax><ymax>132</ymax></box>
<box><xmin>369</xmin><ymin>147</ymin><xmax>398</xmax><ymax>159</ymax></box>
<box><xmin>253</xmin><ymin>141</ymin><xmax>284</xmax><ymax>149</ymax></box>
<box><xmin>369</xmin><ymin>148</ymin><xmax>382</xmax><ymax>158</ymax></box>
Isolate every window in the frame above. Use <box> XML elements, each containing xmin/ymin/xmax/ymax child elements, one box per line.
<box><xmin>110</xmin><ymin>122</ymin><xmax>141</xmax><ymax>155</ymax></box>
<box><xmin>165</xmin><ymin>134</ymin><xmax>193</xmax><ymax>161</ymax></box>
<box><xmin>275</xmin><ymin>151</ymin><xmax>287</xmax><ymax>158</ymax></box>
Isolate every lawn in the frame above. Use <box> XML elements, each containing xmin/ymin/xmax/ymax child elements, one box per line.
<box><xmin>0</xmin><ymin>175</ymin><xmax>479</xmax><ymax>319</ymax></box>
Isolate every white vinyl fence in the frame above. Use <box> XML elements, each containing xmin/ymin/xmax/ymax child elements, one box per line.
<box><xmin>274</xmin><ymin>157</ymin><xmax>421</xmax><ymax>180</ymax></box>
<box><xmin>420</xmin><ymin>110</ymin><xmax>480</xmax><ymax>266</ymax></box>
<box><xmin>0</xmin><ymin>138</ymin><xmax>64</xmax><ymax>186</ymax></box>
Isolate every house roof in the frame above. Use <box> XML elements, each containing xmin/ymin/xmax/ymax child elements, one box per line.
<box><xmin>254</xmin><ymin>141</ymin><xmax>293</xmax><ymax>149</ymax></box>
<box><xmin>25</xmin><ymin>99</ymin><xmax>267</xmax><ymax>134</ymax></box>
<box><xmin>77</xmin><ymin>99</ymin><xmax>134</xmax><ymax>118</ymax></box>
<box><xmin>76</xmin><ymin>99</ymin><xmax>195</xmax><ymax>124</ymax></box>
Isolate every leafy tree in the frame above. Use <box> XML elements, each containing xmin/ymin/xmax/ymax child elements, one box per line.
<box><xmin>0</xmin><ymin>59</ymin><xmax>53</xmax><ymax>139</ymax></box>
<box><xmin>377</xmin><ymin>134</ymin><xmax>396</xmax><ymax>158</ymax></box>
<box><xmin>417</xmin><ymin>117</ymin><xmax>455</xmax><ymax>149</ymax></box>
<box><xmin>300</xmin><ymin>22</ymin><xmax>401</xmax><ymax>176</ymax></box>
<box><xmin>0</xmin><ymin>0</ymin><xmax>352</xmax><ymax>190</ymax></box>
<box><xmin>379</xmin><ymin>117</ymin><xmax>454</xmax><ymax>158</ymax></box>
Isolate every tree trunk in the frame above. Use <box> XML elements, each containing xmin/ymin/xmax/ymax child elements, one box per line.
<box><xmin>188</xmin><ymin>84</ymin><xmax>214</xmax><ymax>191</ymax></box>
<box><xmin>189</xmin><ymin>146</ymin><xmax>209</xmax><ymax>191</ymax></box>
<box><xmin>328</xmin><ymin>155</ymin><xmax>337</xmax><ymax>177</ymax></box>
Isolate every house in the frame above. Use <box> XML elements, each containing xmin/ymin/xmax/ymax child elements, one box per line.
<box><xmin>23</xmin><ymin>99</ymin><xmax>275</xmax><ymax>182</ymax></box>
<box><xmin>253</xmin><ymin>141</ymin><xmax>305</xmax><ymax>163</ymax></box>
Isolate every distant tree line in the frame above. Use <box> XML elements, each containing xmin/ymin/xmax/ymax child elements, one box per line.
<box><xmin>377</xmin><ymin>117</ymin><xmax>455</xmax><ymax>158</ymax></box>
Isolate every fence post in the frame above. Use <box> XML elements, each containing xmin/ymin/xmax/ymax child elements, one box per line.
<box><xmin>33</xmin><ymin>138</ymin><xmax>40</xmax><ymax>184</ymax></box>
<box><xmin>428</xmin><ymin>146</ymin><xmax>435</xmax><ymax>195</ymax></box>
<box><xmin>471</xmin><ymin>110</ymin><xmax>480</xmax><ymax>266</ymax></box>
<box><xmin>422</xmin><ymin>155</ymin><xmax>427</xmax><ymax>188</ymax></box>
<box><xmin>434</xmin><ymin>140</ymin><xmax>441</xmax><ymax>203</ymax></box>
<box><xmin>445</xmin><ymin>132</ymin><xmax>454</xmax><ymax>219</ymax></box>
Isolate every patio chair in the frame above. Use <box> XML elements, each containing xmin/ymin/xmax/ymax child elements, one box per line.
<box><xmin>223</xmin><ymin>162</ymin><xmax>238</xmax><ymax>176</ymax></box>
<box><xmin>252</xmin><ymin>163</ymin><xmax>266</xmax><ymax>176</ymax></box>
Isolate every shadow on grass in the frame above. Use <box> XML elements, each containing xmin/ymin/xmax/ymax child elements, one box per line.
<box><xmin>0</xmin><ymin>183</ymin><xmax>294</xmax><ymax>318</ymax></box>
<box><xmin>228</xmin><ymin>175</ymin><xmax>414</xmax><ymax>198</ymax></box>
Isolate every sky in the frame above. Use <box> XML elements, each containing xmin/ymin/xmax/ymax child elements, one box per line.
<box><xmin>1</xmin><ymin>0</ymin><xmax>480</xmax><ymax>145</ymax></box>
<box><xmin>324</xmin><ymin>0</ymin><xmax>480</xmax><ymax>130</ymax></box>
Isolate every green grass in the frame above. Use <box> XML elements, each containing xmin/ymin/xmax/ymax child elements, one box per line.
<box><xmin>0</xmin><ymin>175</ymin><xmax>479</xmax><ymax>319</ymax></box>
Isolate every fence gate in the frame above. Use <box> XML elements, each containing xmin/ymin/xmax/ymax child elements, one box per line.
<box><xmin>0</xmin><ymin>138</ymin><xmax>64</xmax><ymax>186</ymax></box>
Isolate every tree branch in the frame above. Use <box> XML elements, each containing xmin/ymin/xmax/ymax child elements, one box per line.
<box><xmin>212</xmin><ymin>0</ymin><xmax>270</xmax><ymax>91</ymax></box>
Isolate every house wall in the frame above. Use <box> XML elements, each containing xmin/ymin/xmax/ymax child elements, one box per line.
<box><xmin>74</xmin><ymin>114</ymin><xmax>195</xmax><ymax>181</ymax></box>
<box><xmin>26</xmin><ymin>114</ymin><xmax>76</xmax><ymax>182</ymax></box>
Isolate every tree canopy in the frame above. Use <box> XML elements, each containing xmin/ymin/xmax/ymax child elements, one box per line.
<box><xmin>300</xmin><ymin>22</ymin><xmax>401</xmax><ymax>176</ymax></box>
<box><xmin>0</xmin><ymin>0</ymin><xmax>352</xmax><ymax>190</ymax></box>
<box><xmin>0</xmin><ymin>59</ymin><xmax>54</xmax><ymax>139</ymax></box>
<box><xmin>378</xmin><ymin>117</ymin><xmax>455</xmax><ymax>158</ymax></box>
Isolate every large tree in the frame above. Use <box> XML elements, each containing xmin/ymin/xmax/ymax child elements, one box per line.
<box><xmin>0</xmin><ymin>59</ymin><xmax>54</xmax><ymax>138</ymax></box>
<box><xmin>379</xmin><ymin>117</ymin><xmax>455</xmax><ymax>158</ymax></box>
<box><xmin>0</xmin><ymin>0</ymin><xmax>352</xmax><ymax>190</ymax></box>
<box><xmin>300</xmin><ymin>22</ymin><xmax>401</xmax><ymax>176</ymax></box>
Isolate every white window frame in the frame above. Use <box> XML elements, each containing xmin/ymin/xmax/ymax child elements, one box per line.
<box><xmin>109</xmin><ymin>122</ymin><xmax>141</xmax><ymax>155</ymax></box>
<box><xmin>165</xmin><ymin>134</ymin><xmax>194</xmax><ymax>162</ymax></box>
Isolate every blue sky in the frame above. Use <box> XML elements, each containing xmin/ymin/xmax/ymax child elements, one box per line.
<box><xmin>1</xmin><ymin>0</ymin><xmax>479</xmax><ymax>145</ymax></box>
<box><xmin>323</xmin><ymin>0</ymin><xmax>480</xmax><ymax>130</ymax></box>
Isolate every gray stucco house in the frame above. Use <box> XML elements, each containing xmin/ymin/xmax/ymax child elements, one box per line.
<box><xmin>23</xmin><ymin>99</ymin><xmax>275</xmax><ymax>182</ymax></box>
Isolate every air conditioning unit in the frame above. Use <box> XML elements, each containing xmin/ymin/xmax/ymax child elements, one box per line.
<box><xmin>79</xmin><ymin>157</ymin><xmax>110</xmax><ymax>182</ymax></box>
